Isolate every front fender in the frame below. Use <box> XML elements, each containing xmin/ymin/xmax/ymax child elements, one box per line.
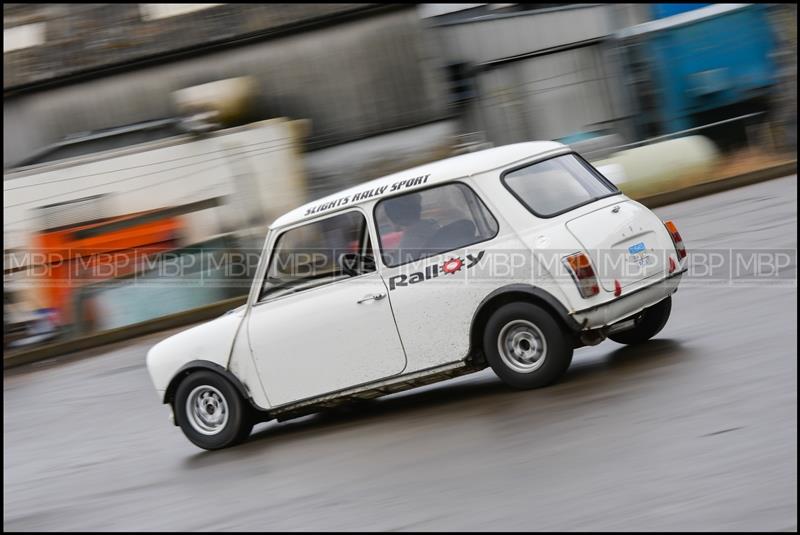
<box><xmin>145</xmin><ymin>312</ymin><xmax>245</xmax><ymax>401</ymax></box>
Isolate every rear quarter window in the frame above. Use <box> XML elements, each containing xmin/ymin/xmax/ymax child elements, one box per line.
<box><xmin>502</xmin><ymin>153</ymin><xmax>619</xmax><ymax>218</ymax></box>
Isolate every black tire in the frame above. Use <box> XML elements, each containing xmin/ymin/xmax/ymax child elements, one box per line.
<box><xmin>483</xmin><ymin>302</ymin><xmax>573</xmax><ymax>390</ymax></box>
<box><xmin>174</xmin><ymin>370</ymin><xmax>253</xmax><ymax>450</ymax></box>
<box><xmin>608</xmin><ymin>296</ymin><xmax>672</xmax><ymax>345</ymax></box>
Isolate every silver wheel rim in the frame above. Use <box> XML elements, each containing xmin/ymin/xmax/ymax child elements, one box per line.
<box><xmin>185</xmin><ymin>385</ymin><xmax>229</xmax><ymax>436</ymax></box>
<box><xmin>497</xmin><ymin>319</ymin><xmax>548</xmax><ymax>373</ymax></box>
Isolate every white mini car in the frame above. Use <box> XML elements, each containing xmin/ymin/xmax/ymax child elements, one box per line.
<box><xmin>146</xmin><ymin>142</ymin><xmax>687</xmax><ymax>450</ymax></box>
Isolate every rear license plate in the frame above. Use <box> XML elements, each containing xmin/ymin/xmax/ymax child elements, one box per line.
<box><xmin>628</xmin><ymin>242</ymin><xmax>646</xmax><ymax>254</ymax></box>
<box><xmin>628</xmin><ymin>241</ymin><xmax>649</xmax><ymax>266</ymax></box>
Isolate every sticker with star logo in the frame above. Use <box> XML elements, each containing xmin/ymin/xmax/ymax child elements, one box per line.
<box><xmin>388</xmin><ymin>251</ymin><xmax>485</xmax><ymax>290</ymax></box>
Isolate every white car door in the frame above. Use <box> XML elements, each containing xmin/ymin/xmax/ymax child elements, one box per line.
<box><xmin>373</xmin><ymin>182</ymin><xmax>501</xmax><ymax>373</ymax></box>
<box><xmin>246</xmin><ymin>210</ymin><xmax>407</xmax><ymax>407</ymax></box>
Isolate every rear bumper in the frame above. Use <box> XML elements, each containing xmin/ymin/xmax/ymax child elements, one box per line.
<box><xmin>571</xmin><ymin>269</ymin><xmax>685</xmax><ymax>330</ymax></box>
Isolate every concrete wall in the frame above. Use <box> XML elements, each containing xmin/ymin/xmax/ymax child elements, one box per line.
<box><xmin>3</xmin><ymin>4</ymin><xmax>376</xmax><ymax>89</ymax></box>
<box><xmin>4</xmin><ymin>7</ymin><xmax>452</xmax><ymax>168</ymax></box>
<box><xmin>468</xmin><ymin>44</ymin><xmax>631</xmax><ymax>144</ymax></box>
<box><xmin>303</xmin><ymin>119</ymin><xmax>459</xmax><ymax>200</ymax></box>
<box><xmin>425</xmin><ymin>4</ymin><xmax>638</xmax><ymax>145</ymax></box>
<box><xmin>432</xmin><ymin>4</ymin><xmax>614</xmax><ymax>64</ymax></box>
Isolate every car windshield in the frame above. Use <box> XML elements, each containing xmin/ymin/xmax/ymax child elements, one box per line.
<box><xmin>502</xmin><ymin>153</ymin><xmax>618</xmax><ymax>217</ymax></box>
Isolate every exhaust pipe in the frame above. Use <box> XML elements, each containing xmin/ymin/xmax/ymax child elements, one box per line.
<box><xmin>578</xmin><ymin>316</ymin><xmax>640</xmax><ymax>347</ymax></box>
<box><xmin>580</xmin><ymin>330</ymin><xmax>605</xmax><ymax>346</ymax></box>
<box><xmin>606</xmin><ymin>318</ymin><xmax>637</xmax><ymax>336</ymax></box>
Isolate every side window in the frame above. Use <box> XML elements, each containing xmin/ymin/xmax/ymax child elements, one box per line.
<box><xmin>260</xmin><ymin>211</ymin><xmax>375</xmax><ymax>300</ymax></box>
<box><xmin>374</xmin><ymin>182</ymin><xmax>498</xmax><ymax>268</ymax></box>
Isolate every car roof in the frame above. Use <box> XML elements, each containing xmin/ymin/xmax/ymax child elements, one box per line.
<box><xmin>270</xmin><ymin>140</ymin><xmax>568</xmax><ymax>229</ymax></box>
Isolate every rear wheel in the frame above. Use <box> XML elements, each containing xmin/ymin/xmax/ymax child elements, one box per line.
<box><xmin>608</xmin><ymin>296</ymin><xmax>672</xmax><ymax>345</ymax></box>
<box><xmin>174</xmin><ymin>370</ymin><xmax>253</xmax><ymax>450</ymax></box>
<box><xmin>483</xmin><ymin>302</ymin><xmax>573</xmax><ymax>389</ymax></box>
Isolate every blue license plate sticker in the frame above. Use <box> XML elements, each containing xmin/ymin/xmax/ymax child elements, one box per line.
<box><xmin>628</xmin><ymin>242</ymin><xmax>646</xmax><ymax>254</ymax></box>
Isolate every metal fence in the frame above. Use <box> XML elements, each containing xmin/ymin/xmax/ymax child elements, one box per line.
<box><xmin>580</xmin><ymin>112</ymin><xmax>779</xmax><ymax>162</ymax></box>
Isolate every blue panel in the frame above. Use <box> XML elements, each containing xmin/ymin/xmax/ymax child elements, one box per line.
<box><xmin>651</xmin><ymin>4</ymin><xmax>711</xmax><ymax>20</ymax></box>
<box><xmin>628</xmin><ymin>242</ymin><xmax>646</xmax><ymax>255</ymax></box>
<box><xmin>632</xmin><ymin>4</ymin><xmax>778</xmax><ymax>134</ymax></box>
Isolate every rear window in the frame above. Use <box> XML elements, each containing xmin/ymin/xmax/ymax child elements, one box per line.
<box><xmin>502</xmin><ymin>153</ymin><xmax>618</xmax><ymax>218</ymax></box>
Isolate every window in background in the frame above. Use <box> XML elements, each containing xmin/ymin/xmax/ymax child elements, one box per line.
<box><xmin>4</xmin><ymin>22</ymin><xmax>45</xmax><ymax>53</ymax></box>
<box><xmin>139</xmin><ymin>4</ymin><xmax>223</xmax><ymax>21</ymax></box>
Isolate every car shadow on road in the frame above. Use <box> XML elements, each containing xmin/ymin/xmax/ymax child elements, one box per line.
<box><xmin>183</xmin><ymin>337</ymin><xmax>688</xmax><ymax>466</ymax></box>
<box><xmin>566</xmin><ymin>338</ymin><xmax>688</xmax><ymax>381</ymax></box>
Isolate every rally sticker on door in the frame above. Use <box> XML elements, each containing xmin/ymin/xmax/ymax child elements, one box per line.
<box><xmin>388</xmin><ymin>251</ymin><xmax>485</xmax><ymax>291</ymax></box>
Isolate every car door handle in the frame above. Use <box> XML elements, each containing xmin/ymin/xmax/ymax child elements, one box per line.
<box><xmin>357</xmin><ymin>293</ymin><xmax>386</xmax><ymax>304</ymax></box>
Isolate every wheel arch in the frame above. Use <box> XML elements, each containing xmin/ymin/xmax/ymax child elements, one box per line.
<box><xmin>468</xmin><ymin>284</ymin><xmax>582</xmax><ymax>363</ymax></box>
<box><xmin>163</xmin><ymin>361</ymin><xmax>265</xmax><ymax>424</ymax></box>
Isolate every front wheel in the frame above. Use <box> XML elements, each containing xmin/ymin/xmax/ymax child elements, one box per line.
<box><xmin>174</xmin><ymin>370</ymin><xmax>253</xmax><ymax>450</ymax></box>
<box><xmin>483</xmin><ymin>302</ymin><xmax>573</xmax><ymax>389</ymax></box>
<box><xmin>608</xmin><ymin>296</ymin><xmax>672</xmax><ymax>345</ymax></box>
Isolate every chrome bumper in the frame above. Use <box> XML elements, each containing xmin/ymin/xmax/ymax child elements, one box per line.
<box><xmin>571</xmin><ymin>270</ymin><xmax>684</xmax><ymax>330</ymax></box>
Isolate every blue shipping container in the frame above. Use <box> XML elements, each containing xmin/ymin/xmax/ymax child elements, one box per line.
<box><xmin>621</xmin><ymin>4</ymin><xmax>777</xmax><ymax>134</ymax></box>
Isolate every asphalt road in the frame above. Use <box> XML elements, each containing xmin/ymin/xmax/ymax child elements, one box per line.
<box><xmin>4</xmin><ymin>176</ymin><xmax>797</xmax><ymax>531</ymax></box>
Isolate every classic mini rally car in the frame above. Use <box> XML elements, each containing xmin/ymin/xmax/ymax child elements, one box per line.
<box><xmin>146</xmin><ymin>141</ymin><xmax>688</xmax><ymax>450</ymax></box>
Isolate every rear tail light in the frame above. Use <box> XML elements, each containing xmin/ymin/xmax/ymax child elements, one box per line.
<box><xmin>563</xmin><ymin>252</ymin><xmax>600</xmax><ymax>298</ymax></box>
<box><xmin>664</xmin><ymin>220</ymin><xmax>687</xmax><ymax>261</ymax></box>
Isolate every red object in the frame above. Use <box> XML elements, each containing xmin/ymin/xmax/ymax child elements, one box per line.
<box><xmin>668</xmin><ymin>256</ymin><xmax>676</xmax><ymax>273</ymax></box>
<box><xmin>381</xmin><ymin>231</ymin><xmax>404</xmax><ymax>250</ymax></box>
<box><xmin>442</xmin><ymin>257</ymin><xmax>464</xmax><ymax>274</ymax></box>
<box><xmin>32</xmin><ymin>210</ymin><xmax>183</xmax><ymax>325</ymax></box>
<box><xmin>614</xmin><ymin>279</ymin><xmax>622</xmax><ymax>297</ymax></box>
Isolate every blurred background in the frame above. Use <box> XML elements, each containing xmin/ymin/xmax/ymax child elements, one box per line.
<box><xmin>2</xmin><ymin>3</ymin><xmax>797</xmax><ymax>352</ymax></box>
